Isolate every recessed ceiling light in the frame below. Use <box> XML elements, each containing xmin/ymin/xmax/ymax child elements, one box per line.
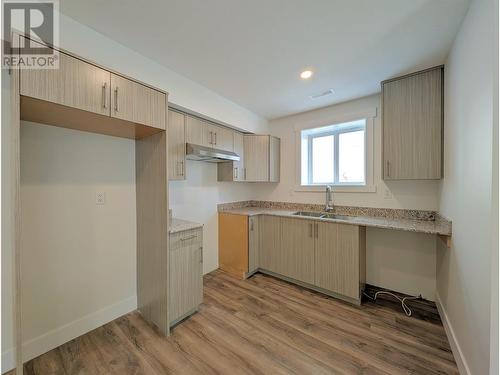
<box><xmin>300</xmin><ymin>70</ymin><xmax>313</xmax><ymax>79</ymax></box>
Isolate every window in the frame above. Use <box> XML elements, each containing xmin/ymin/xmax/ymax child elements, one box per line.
<box><xmin>301</xmin><ymin>119</ymin><xmax>366</xmax><ymax>186</ymax></box>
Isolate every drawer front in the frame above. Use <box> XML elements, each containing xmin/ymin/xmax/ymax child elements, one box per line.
<box><xmin>170</xmin><ymin>228</ymin><xmax>202</xmax><ymax>250</ymax></box>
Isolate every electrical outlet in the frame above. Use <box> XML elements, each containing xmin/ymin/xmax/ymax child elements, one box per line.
<box><xmin>95</xmin><ymin>192</ymin><xmax>106</xmax><ymax>205</ymax></box>
<box><xmin>383</xmin><ymin>187</ymin><xmax>392</xmax><ymax>199</ymax></box>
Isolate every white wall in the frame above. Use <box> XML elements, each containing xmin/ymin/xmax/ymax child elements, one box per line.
<box><xmin>436</xmin><ymin>0</ymin><xmax>495</xmax><ymax>374</ymax></box>
<box><xmin>258</xmin><ymin>94</ymin><xmax>440</xmax><ymax>299</ymax></box>
<box><xmin>169</xmin><ymin>161</ymin><xmax>267</xmax><ymax>274</ymax></box>
<box><xmin>1</xmin><ymin>12</ymin><xmax>268</xmax><ymax>372</ymax></box>
<box><xmin>19</xmin><ymin>122</ymin><xmax>137</xmax><ymax>362</ymax></box>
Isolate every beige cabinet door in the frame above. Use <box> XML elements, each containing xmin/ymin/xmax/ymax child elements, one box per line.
<box><xmin>248</xmin><ymin>216</ymin><xmax>260</xmax><ymax>273</ymax></box>
<box><xmin>168</xmin><ymin>110</ymin><xmax>186</xmax><ymax>180</ymax></box>
<box><xmin>169</xmin><ymin>229</ymin><xmax>203</xmax><ymax>324</ymax></box>
<box><xmin>213</xmin><ymin>126</ymin><xmax>234</xmax><ymax>151</ymax></box>
<box><xmin>20</xmin><ymin>50</ymin><xmax>111</xmax><ymax>116</ymax></box>
<box><xmin>203</xmin><ymin>122</ymin><xmax>218</xmax><ymax>148</ymax></box>
<box><xmin>315</xmin><ymin>222</ymin><xmax>361</xmax><ymax>300</ymax></box>
<box><xmin>280</xmin><ymin>217</ymin><xmax>315</xmax><ymax>284</ymax></box>
<box><xmin>244</xmin><ymin>135</ymin><xmax>270</xmax><ymax>181</ymax></box>
<box><xmin>233</xmin><ymin>132</ymin><xmax>245</xmax><ymax>181</ymax></box>
<box><xmin>382</xmin><ymin>67</ymin><xmax>443</xmax><ymax>180</ymax></box>
<box><xmin>186</xmin><ymin>115</ymin><xmax>205</xmax><ymax>145</ymax></box>
<box><xmin>110</xmin><ymin>73</ymin><xmax>166</xmax><ymax>129</ymax></box>
<box><xmin>269</xmin><ymin>136</ymin><xmax>280</xmax><ymax>182</ymax></box>
<box><xmin>259</xmin><ymin>215</ymin><xmax>282</xmax><ymax>273</ymax></box>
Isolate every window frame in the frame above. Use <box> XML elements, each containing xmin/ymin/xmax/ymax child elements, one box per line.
<box><xmin>306</xmin><ymin>122</ymin><xmax>366</xmax><ymax>186</ymax></box>
<box><xmin>293</xmin><ymin>108</ymin><xmax>377</xmax><ymax>193</ymax></box>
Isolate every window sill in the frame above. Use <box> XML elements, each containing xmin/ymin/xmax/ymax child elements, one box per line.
<box><xmin>294</xmin><ymin>184</ymin><xmax>377</xmax><ymax>193</ymax></box>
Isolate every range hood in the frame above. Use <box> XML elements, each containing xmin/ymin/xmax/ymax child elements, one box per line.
<box><xmin>186</xmin><ymin>143</ymin><xmax>240</xmax><ymax>162</ymax></box>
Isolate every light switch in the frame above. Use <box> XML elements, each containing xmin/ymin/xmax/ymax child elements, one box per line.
<box><xmin>96</xmin><ymin>192</ymin><xmax>106</xmax><ymax>205</ymax></box>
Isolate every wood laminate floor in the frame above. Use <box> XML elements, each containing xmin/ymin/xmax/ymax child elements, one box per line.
<box><xmin>16</xmin><ymin>270</ymin><xmax>458</xmax><ymax>375</ymax></box>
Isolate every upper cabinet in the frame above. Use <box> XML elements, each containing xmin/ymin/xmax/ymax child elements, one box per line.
<box><xmin>185</xmin><ymin>115</ymin><xmax>234</xmax><ymax>152</ymax></box>
<box><xmin>111</xmin><ymin>73</ymin><xmax>166</xmax><ymax>130</ymax></box>
<box><xmin>19</xmin><ymin>37</ymin><xmax>167</xmax><ymax>139</ymax></box>
<box><xmin>168</xmin><ymin>110</ymin><xmax>186</xmax><ymax>180</ymax></box>
<box><xmin>382</xmin><ymin>66</ymin><xmax>443</xmax><ymax>180</ymax></box>
<box><xmin>20</xmin><ymin>50</ymin><xmax>111</xmax><ymax>117</ymax></box>
<box><xmin>217</xmin><ymin>131</ymin><xmax>245</xmax><ymax>182</ymax></box>
<box><xmin>185</xmin><ymin>115</ymin><xmax>205</xmax><ymax>145</ymax></box>
<box><xmin>244</xmin><ymin>135</ymin><xmax>280</xmax><ymax>182</ymax></box>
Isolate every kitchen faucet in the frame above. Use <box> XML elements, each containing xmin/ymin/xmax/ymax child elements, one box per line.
<box><xmin>325</xmin><ymin>185</ymin><xmax>334</xmax><ymax>212</ymax></box>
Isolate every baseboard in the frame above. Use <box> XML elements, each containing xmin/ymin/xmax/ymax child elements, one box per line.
<box><xmin>435</xmin><ymin>292</ymin><xmax>471</xmax><ymax>375</ymax></box>
<box><xmin>1</xmin><ymin>348</ymin><xmax>15</xmax><ymax>374</ymax></box>
<box><xmin>2</xmin><ymin>295</ymin><xmax>137</xmax><ymax>374</ymax></box>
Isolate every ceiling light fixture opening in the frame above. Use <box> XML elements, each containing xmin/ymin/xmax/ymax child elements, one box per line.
<box><xmin>300</xmin><ymin>70</ymin><xmax>313</xmax><ymax>79</ymax></box>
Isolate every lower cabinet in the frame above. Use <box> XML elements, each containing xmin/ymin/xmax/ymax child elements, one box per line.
<box><xmin>258</xmin><ymin>215</ymin><xmax>366</xmax><ymax>304</ymax></box>
<box><xmin>248</xmin><ymin>216</ymin><xmax>260</xmax><ymax>274</ymax></box>
<box><xmin>281</xmin><ymin>217</ymin><xmax>315</xmax><ymax>284</ymax></box>
<box><xmin>169</xmin><ymin>228</ymin><xmax>203</xmax><ymax>325</ymax></box>
<box><xmin>315</xmin><ymin>222</ymin><xmax>366</xmax><ymax>300</ymax></box>
<box><xmin>259</xmin><ymin>215</ymin><xmax>282</xmax><ymax>273</ymax></box>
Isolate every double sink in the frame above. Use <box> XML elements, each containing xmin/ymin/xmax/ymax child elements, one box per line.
<box><xmin>292</xmin><ymin>211</ymin><xmax>355</xmax><ymax>221</ymax></box>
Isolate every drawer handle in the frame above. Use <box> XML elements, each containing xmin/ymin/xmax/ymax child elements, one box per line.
<box><xmin>114</xmin><ymin>87</ymin><xmax>119</xmax><ymax>112</ymax></box>
<box><xmin>180</xmin><ymin>234</ymin><xmax>197</xmax><ymax>241</ymax></box>
<box><xmin>102</xmin><ymin>82</ymin><xmax>107</xmax><ymax>108</ymax></box>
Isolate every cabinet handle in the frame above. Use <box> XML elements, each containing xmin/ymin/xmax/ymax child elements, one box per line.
<box><xmin>114</xmin><ymin>87</ymin><xmax>118</xmax><ymax>112</ymax></box>
<box><xmin>180</xmin><ymin>234</ymin><xmax>197</xmax><ymax>241</ymax></box>
<box><xmin>209</xmin><ymin>131</ymin><xmax>213</xmax><ymax>145</ymax></box>
<box><xmin>180</xmin><ymin>161</ymin><xmax>184</xmax><ymax>176</ymax></box>
<box><xmin>309</xmin><ymin>223</ymin><xmax>313</xmax><ymax>237</ymax></box>
<box><xmin>386</xmin><ymin>160</ymin><xmax>390</xmax><ymax>178</ymax></box>
<box><xmin>102</xmin><ymin>82</ymin><xmax>107</xmax><ymax>108</ymax></box>
<box><xmin>214</xmin><ymin>132</ymin><xmax>217</xmax><ymax>145</ymax></box>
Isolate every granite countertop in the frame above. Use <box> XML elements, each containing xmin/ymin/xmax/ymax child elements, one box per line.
<box><xmin>169</xmin><ymin>218</ymin><xmax>203</xmax><ymax>234</ymax></box>
<box><xmin>218</xmin><ymin>202</ymin><xmax>452</xmax><ymax>236</ymax></box>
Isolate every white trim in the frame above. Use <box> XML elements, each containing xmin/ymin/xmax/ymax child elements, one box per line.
<box><xmin>1</xmin><ymin>296</ymin><xmax>137</xmax><ymax>373</ymax></box>
<box><xmin>294</xmin><ymin>184</ymin><xmax>377</xmax><ymax>193</ymax></box>
<box><xmin>293</xmin><ymin>107</ymin><xmax>377</xmax><ymax>132</ymax></box>
<box><xmin>2</xmin><ymin>348</ymin><xmax>15</xmax><ymax>374</ymax></box>
<box><xmin>295</xmin><ymin>114</ymin><xmax>376</xmax><ymax>192</ymax></box>
<box><xmin>435</xmin><ymin>292</ymin><xmax>471</xmax><ymax>375</ymax></box>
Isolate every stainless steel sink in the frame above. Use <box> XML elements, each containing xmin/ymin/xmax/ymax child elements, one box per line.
<box><xmin>292</xmin><ymin>211</ymin><xmax>357</xmax><ymax>221</ymax></box>
<box><xmin>292</xmin><ymin>211</ymin><xmax>325</xmax><ymax>218</ymax></box>
<box><xmin>321</xmin><ymin>213</ymin><xmax>354</xmax><ymax>221</ymax></box>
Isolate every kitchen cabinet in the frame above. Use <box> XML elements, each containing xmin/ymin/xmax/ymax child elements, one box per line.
<box><xmin>211</xmin><ymin>125</ymin><xmax>234</xmax><ymax>152</ymax></box>
<box><xmin>280</xmin><ymin>217</ymin><xmax>315</xmax><ymax>284</ymax></box>
<box><xmin>382</xmin><ymin>66</ymin><xmax>443</xmax><ymax>180</ymax></box>
<box><xmin>20</xmin><ymin>49</ymin><xmax>111</xmax><ymax>117</ymax></box>
<box><xmin>169</xmin><ymin>228</ymin><xmax>203</xmax><ymax>325</ymax></box>
<box><xmin>259</xmin><ymin>215</ymin><xmax>282</xmax><ymax>273</ymax></box>
<box><xmin>110</xmin><ymin>73</ymin><xmax>166</xmax><ymax>130</ymax></box>
<box><xmin>186</xmin><ymin>115</ymin><xmax>205</xmax><ymax>145</ymax></box>
<box><xmin>186</xmin><ymin>116</ymin><xmax>234</xmax><ymax>151</ymax></box>
<box><xmin>168</xmin><ymin>110</ymin><xmax>186</xmax><ymax>180</ymax></box>
<box><xmin>248</xmin><ymin>216</ymin><xmax>260</xmax><ymax>274</ymax></box>
<box><xmin>243</xmin><ymin>135</ymin><xmax>280</xmax><ymax>182</ymax></box>
<box><xmin>315</xmin><ymin>222</ymin><xmax>365</xmax><ymax>300</ymax></box>
<box><xmin>218</xmin><ymin>213</ymin><xmax>249</xmax><ymax>279</ymax></box>
<box><xmin>217</xmin><ymin>131</ymin><xmax>245</xmax><ymax>182</ymax></box>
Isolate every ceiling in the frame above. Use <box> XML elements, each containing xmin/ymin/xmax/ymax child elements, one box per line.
<box><xmin>60</xmin><ymin>0</ymin><xmax>470</xmax><ymax>120</ymax></box>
